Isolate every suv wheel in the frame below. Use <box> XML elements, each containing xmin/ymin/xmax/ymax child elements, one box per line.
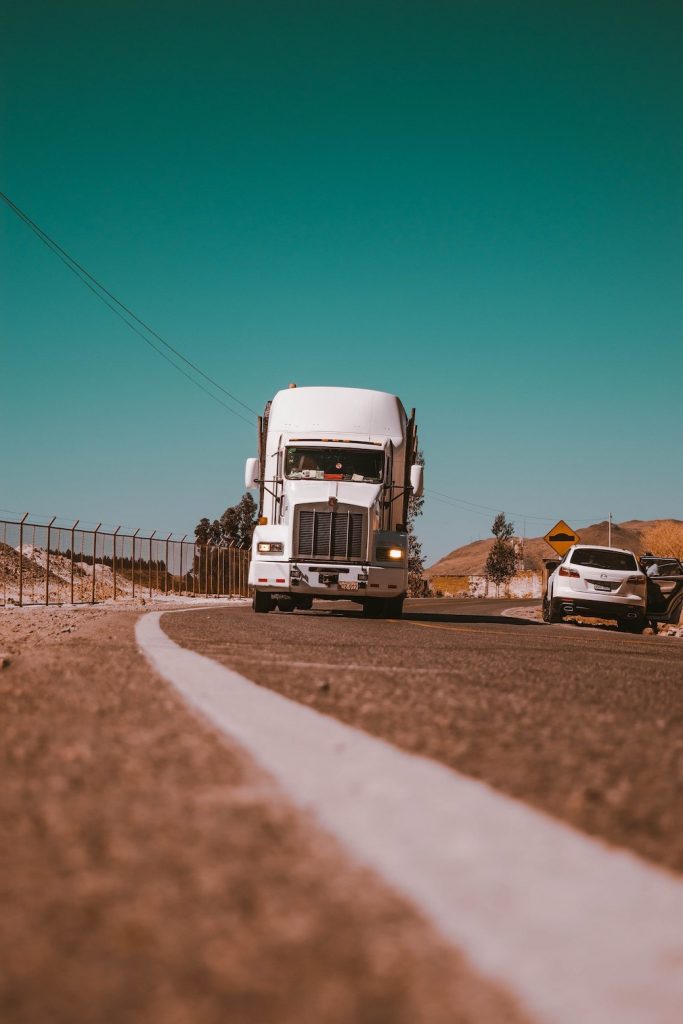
<box><xmin>618</xmin><ymin>615</ymin><xmax>645</xmax><ymax>634</ymax></box>
<box><xmin>543</xmin><ymin>593</ymin><xmax>562</xmax><ymax>624</ymax></box>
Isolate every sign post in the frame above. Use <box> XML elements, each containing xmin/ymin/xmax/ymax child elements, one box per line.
<box><xmin>544</xmin><ymin>520</ymin><xmax>580</xmax><ymax>558</ymax></box>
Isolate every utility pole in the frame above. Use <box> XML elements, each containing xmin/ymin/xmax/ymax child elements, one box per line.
<box><xmin>608</xmin><ymin>512</ymin><xmax>612</xmax><ymax>547</ymax></box>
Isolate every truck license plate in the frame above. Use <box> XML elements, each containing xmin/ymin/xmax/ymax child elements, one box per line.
<box><xmin>339</xmin><ymin>581</ymin><xmax>359</xmax><ymax>591</ymax></box>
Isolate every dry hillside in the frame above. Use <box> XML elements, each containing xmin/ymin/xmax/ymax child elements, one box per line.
<box><xmin>426</xmin><ymin>519</ymin><xmax>683</xmax><ymax>577</ymax></box>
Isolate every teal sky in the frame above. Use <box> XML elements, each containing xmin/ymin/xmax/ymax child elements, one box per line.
<box><xmin>2</xmin><ymin>1</ymin><xmax>681</xmax><ymax>562</ymax></box>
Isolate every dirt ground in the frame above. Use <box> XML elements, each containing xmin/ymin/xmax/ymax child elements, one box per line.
<box><xmin>0</xmin><ymin>604</ymin><xmax>526</xmax><ymax>1024</ymax></box>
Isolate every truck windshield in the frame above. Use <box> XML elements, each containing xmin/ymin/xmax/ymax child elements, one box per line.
<box><xmin>285</xmin><ymin>447</ymin><xmax>383</xmax><ymax>483</ymax></box>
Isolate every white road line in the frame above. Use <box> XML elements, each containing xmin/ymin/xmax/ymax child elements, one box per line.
<box><xmin>137</xmin><ymin>611</ymin><xmax>683</xmax><ymax>1024</ymax></box>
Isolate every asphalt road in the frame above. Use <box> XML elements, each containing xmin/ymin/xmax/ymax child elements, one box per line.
<box><xmin>164</xmin><ymin>596</ymin><xmax>683</xmax><ymax>875</ymax></box>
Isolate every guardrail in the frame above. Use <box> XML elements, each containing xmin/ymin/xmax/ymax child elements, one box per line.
<box><xmin>0</xmin><ymin>514</ymin><xmax>251</xmax><ymax>606</ymax></box>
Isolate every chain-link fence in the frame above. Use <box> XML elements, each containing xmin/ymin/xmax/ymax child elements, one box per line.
<box><xmin>0</xmin><ymin>514</ymin><xmax>251</xmax><ymax>606</ymax></box>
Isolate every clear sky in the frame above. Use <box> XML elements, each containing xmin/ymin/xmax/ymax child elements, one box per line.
<box><xmin>2</xmin><ymin>0</ymin><xmax>681</xmax><ymax>563</ymax></box>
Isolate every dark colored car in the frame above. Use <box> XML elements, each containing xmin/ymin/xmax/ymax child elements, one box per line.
<box><xmin>640</xmin><ymin>556</ymin><xmax>683</xmax><ymax>626</ymax></box>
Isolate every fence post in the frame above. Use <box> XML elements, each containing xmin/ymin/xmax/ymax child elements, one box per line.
<box><xmin>70</xmin><ymin>519</ymin><xmax>79</xmax><ymax>605</ymax></box>
<box><xmin>45</xmin><ymin>515</ymin><xmax>56</xmax><ymax>606</ymax></box>
<box><xmin>149</xmin><ymin>531</ymin><xmax>156</xmax><ymax>600</ymax></box>
<box><xmin>113</xmin><ymin>527</ymin><xmax>121</xmax><ymax>600</ymax></box>
<box><xmin>179</xmin><ymin>535</ymin><xmax>187</xmax><ymax>596</ymax></box>
<box><xmin>132</xmin><ymin>529</ymin><xmax>140</xmax><ymax>599</ymax></box>
<box><xmin>244</xmin><ymin>544</ymin><xmax>248</xmax><ymax>597</ymax></box>
<box><xmin>18</xmin><ymin>512</ymin><xmax>29</xmax><ymax>607</ymax></box>
<box><xmin>165</xmin><ymin>533</ymin><xmax>172</xmax><ymax>596</ymax></box>
<box><xmin>91</xmin><ymin>524</ymin><xmax>101</xmax><ymax>604</ymax></box>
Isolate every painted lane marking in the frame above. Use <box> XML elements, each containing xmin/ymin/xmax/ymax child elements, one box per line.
<box><xmin>192</xmin><ymin>653</ymin><xmax>450</xmax><ymax>674</ymax></box>
<box><xmin>137</xmin><ymin>611</ymin><xmax>683</xmax><ymax>1024</ymax></box>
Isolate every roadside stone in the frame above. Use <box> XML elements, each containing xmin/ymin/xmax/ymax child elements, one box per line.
<box><xmin>0</xmin><ymin>652</ymin><xmax>11</xmax><ymax>669</ymax></box>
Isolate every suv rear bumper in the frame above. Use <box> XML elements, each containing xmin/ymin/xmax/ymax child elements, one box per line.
<box><xmin>551</xmin><ymin>597</ymin><xmax>644</xmax><ymax>620</ymax></box>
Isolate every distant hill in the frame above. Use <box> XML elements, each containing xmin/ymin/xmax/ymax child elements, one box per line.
<box><xmin>426</xmin><ymin>519</ymin><xmax>683</xmax><ymax>577</ymax></box>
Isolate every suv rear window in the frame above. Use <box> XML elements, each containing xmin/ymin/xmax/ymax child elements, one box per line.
<box><xmin>569</xmin><ymin>548</ymin><xmax>637</xmax><ymax>572</ymax></box>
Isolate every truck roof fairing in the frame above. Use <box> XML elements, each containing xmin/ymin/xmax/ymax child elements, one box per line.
<box><xmin>267</xmin><ymin>386</ymin><xmax>407</xmax><ymax>446</ymax></box>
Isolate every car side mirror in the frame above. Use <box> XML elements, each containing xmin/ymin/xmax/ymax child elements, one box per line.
<box><xmin>410</xmin><ymin>464</ymin><xmax>424</xmax><ymax>498</ymax></box>
<box><xmin>244</xmin><ymin>457</ymin><xmax>259</xmax><ymax>490</ymax></box>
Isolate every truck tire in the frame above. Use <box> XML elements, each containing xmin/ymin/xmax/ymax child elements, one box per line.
<box><xmin>362</xmin><ymin>598</ymin><xmax>404</xmax><ymax>619</ymax></box>
<box><xmin>362</xmin><ymin>599</ymin><xmax>386</xmax><ymax>618</ymax></box>
<box><xmin>253</xmin><ymin>591</ymin><xmax>273</xmax><ymax>613</ymax></box>
<box><xmin>276</xmin><ymin>595</ymin><xmax>296</xmax><ymax>613</ymax></box>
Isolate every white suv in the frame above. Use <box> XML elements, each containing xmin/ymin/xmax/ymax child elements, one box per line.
<box><xmin>543</xmin><ymin>544</ymin><xmax>647</xmax><ymax>632</ymax></box>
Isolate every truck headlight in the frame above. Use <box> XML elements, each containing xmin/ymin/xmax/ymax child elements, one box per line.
<box><xmin>257</xmin><ymin>542</ymin><xmax>284</xmax><ymax>554</ymax></box>
<box><xmin>377</xmin><ymin>546</ymin><xmax>404</xmax><ymax>561</ymax></box>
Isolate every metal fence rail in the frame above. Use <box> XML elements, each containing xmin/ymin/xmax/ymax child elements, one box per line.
<box><xmin>0</xmin><ymin>514</ymin><xmax>251</xmax><ymax>606</ymax></box>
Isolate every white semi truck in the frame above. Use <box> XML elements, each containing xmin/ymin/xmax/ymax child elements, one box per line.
<box><xmin>245</xmin><ymin>385</ymin><xmax>423</xmax><ymax>617</ymax></box>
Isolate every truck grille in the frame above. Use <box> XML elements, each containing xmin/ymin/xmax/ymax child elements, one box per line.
<box><xmin>296</xmin><ymin>509</ymin><xmax>365</xmax><ymax>561</ymax></box>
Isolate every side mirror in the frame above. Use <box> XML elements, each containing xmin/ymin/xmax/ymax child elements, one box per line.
<box><xmin>244</xmin><ymin>457</ymin><xmax>259</xmax><ymax>490</ymax></box>
<box><xmin>410</xmin><ymin>464</ymin><xmax>424</xmax><ymax>498</ymax></box>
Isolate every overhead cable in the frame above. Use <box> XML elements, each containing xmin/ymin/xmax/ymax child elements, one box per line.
<box><xmin>0</xmin><ymin>190</ymin><xmax>257</xmax><ymax>425</ymax></box>
<box><xmin>425</xmin><ymin>488</ymin><xmax>605</xmax><ymax>525</ymax></box>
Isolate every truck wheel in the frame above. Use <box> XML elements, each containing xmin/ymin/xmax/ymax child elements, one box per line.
<box><xmin>276</xmin><ymin>595</ymin><xmax>296</xmax><ymax>613</ymax></box>
<box><xmin>295</xmin><ymin>596</ymin><xmax>313</xmax><ymax>611</ymax></box>
<box><xmin>385</xmin><ymin>596</ymin><xmax>404</xmax><ymax>619</ymax></box>
<box><xmin>362</xmin><ymin>599</ymin><xmax>386</xmax><ymax>618</ymax></box>
<box><xmin>253</xmin><ymin>591</ymin><xmax>273</xmax><ymax>613</ymax></box>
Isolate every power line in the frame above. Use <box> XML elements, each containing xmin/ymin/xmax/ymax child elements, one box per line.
<box><xmin>425</xmin><ymin>488</ymin><xmax>606</xmax><ymax>525</ymax></box>
<box><xmin>0</xmin><ymin>192</ymin><xmax>620</xmax><ymax>522</ymax></box>
<box><xmin>0</xmin><ymin>190</ymin><xmax>257</xmax><ymax>424</ymax></box>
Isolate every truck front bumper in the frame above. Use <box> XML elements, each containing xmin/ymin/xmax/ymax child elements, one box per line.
<box><xmin>249</xmin><ymin>560</ymin><xmax>407</xmax><ymax>599</ymax></box>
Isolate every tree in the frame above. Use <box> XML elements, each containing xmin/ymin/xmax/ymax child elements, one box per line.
<box><xmin>485</xmin><ymin>512</ymin><xmax>517</xmax><ymax>592</ymax></box>
<box><xmin>407</xmin><ymin>449</ymin><xmax>432</xmax><ymax>597</ymax></box>
<box><xmin>194</xmin><ymin>493</ymin><xmax>257</xmax><ymax>548</ymax></box>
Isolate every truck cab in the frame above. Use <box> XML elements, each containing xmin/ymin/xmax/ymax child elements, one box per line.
<box><xmin>245</xmin><ymin>386</ymin><xmax>422</xmax><ymax>617</ymax></box>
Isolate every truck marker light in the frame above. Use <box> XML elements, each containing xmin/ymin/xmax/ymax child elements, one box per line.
<box><xmin>276</xmin><ymin>578</ymin><xmax>286</xmax><ymax>583</ymax></box>
<box><xmin>257</xmin><ymin>541</ymin><xmax>283</xmax><ymax>554</ymax></box>
<box><xmin>258</xmin><ymin>516</ymin><xmax>268</xmax><ymax>525</ymax></box>
<box><xmin>258</xmin><ymin>578</ymin><xmax>268</xmax><ymax>583</ymax></box>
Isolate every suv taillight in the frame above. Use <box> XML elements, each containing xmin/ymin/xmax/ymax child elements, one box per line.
<box><xmin>559</xmin><ymin>566</ymin><xmax>580</xmax><ymax>578</ymax></box>
<box><xmin>627</xmin><ymin>575</ymin><xmax>646</xmax><ymax>585</ymax></box>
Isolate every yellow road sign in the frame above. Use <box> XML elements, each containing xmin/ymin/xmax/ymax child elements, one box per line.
<box><xmin>544</xmin><ymin>520</ymin><xmax>580</xmax><ymax>557</ymax></box>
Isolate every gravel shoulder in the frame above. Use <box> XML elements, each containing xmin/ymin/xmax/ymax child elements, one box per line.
<box><xmin>0</xmin><ymin>605</ymin><xmax>527</xmax><ymax>1024</ymax></box>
